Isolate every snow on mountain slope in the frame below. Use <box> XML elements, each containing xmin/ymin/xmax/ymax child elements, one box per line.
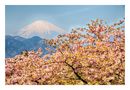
<box><xmin>19</xmin><ymin>20</ymin><xmax>65</xmax><ymax>38</ymax></box>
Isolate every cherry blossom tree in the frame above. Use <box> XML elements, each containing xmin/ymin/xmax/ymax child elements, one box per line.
<box><xmin>5</xmin><ymin>19</ymin><xmax>125</xmax><ymax>85</ymax></box>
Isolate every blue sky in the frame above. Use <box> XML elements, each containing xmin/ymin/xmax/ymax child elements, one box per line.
<box><xmin>6</xmin><ymin>5</ymin><xmax>125</xmax><ymax>38</ymax></box>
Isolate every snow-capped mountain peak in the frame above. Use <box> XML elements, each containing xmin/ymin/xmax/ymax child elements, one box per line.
<box><xmin>19</xmin><ymin>20</ymin><xmax>65</xmax><ymax>38</ymax></box>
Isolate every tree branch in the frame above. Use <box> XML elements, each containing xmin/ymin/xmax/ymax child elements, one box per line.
<box><xmin>64</xmin><ymin>60</ymin><xmax>88</xmax><ymax>84</ymax></box>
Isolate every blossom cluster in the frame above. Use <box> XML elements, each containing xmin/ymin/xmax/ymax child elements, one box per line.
<box><xmin>5</xmin><ymin>19</ymin><xmax>125</xmax><ymax>85</ymax></box>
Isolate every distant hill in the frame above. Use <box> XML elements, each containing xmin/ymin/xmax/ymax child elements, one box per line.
<box><xmin>5</xmin><ymin>35</ymin><xmax>54</xmax><ymax>58</ymax></box>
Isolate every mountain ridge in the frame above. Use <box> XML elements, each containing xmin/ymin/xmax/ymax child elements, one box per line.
<box><xmin>5</xmin><ymin>35</ymin><xmax>53</xmax><ymax>58</ymax></box>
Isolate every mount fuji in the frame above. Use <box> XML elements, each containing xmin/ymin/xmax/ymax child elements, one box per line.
<box><xmin>18</xmin><ymin>20</ymin><xmax>65</xmax><ymax>38</ymax></box>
